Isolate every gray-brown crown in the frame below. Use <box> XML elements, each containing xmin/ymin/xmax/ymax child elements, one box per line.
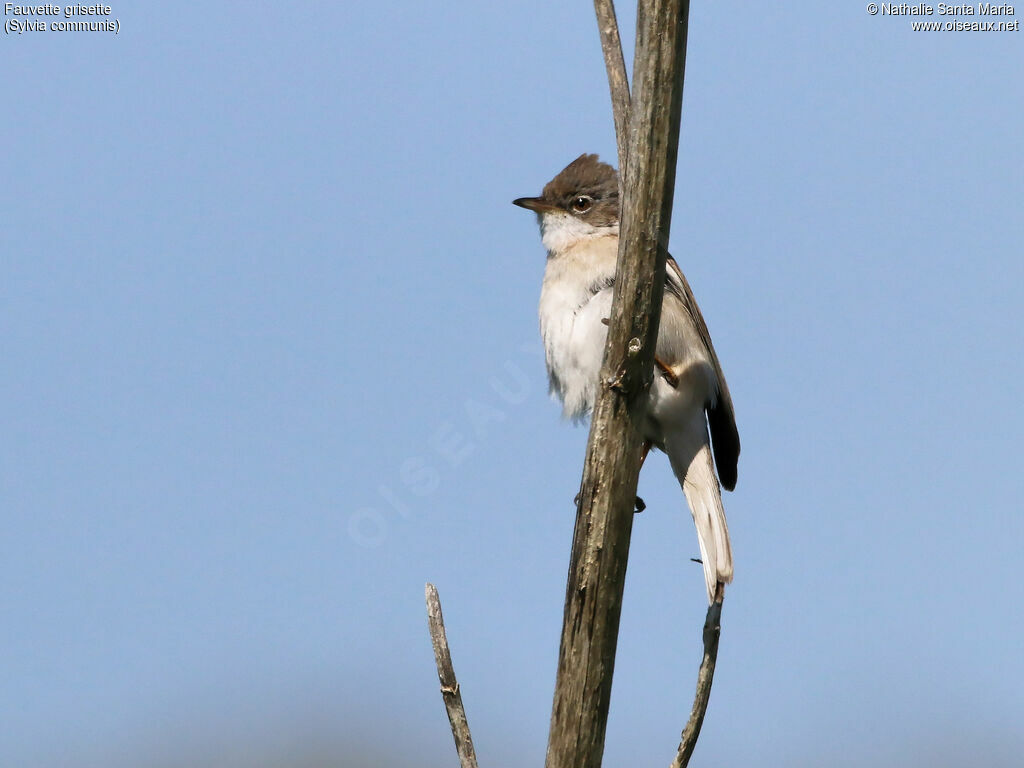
<box><xmin>542</xmin><ymin>153</ymin><xmax>618</xmax><ymax>201</ymax></box>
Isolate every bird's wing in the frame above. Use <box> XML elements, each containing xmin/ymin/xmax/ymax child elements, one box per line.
<box><xmin>662</xmin><ymin>255</ymin><xmax>740</xmax><ymax>491</ymax></box>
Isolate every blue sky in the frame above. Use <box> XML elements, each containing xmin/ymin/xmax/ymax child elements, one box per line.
<box><xmin>2</xmin><ymin>3</ymin><xmax>1022</xmax><ymax>766</ymax></box>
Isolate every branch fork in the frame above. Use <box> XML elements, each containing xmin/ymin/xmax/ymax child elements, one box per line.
<box><xmin>426</xmin><ymin>3</ymin><xmax>723</xmax><ymax>768</ymax></box>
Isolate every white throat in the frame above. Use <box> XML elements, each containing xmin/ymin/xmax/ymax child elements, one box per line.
<box><xmin>539</xmin><ymin>212</ymin><xmax>619</xmax><ymax>255</ymax></box>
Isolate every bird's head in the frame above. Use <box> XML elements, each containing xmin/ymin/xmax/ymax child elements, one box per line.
<box><xmin>513</xmin><ymin>154</ymin><xmax>619</xmax><ymax>254</ymax></box>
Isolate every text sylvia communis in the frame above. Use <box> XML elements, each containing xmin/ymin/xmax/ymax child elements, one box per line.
<box><xmin>513</xmin><ymin>153</ymin><xmax>740</xmax><ymax>604</ymax></box>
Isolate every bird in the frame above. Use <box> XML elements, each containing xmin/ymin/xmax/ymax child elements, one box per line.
<box><xmin>513</xmin><ymin>153</ymin><xmax>740</xmax><ymax>604</ymax></box>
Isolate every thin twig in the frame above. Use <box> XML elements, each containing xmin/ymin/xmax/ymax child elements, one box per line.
<box><xmin>593</xmin><ymin>0</ymin><xmax>631</xmax><ymax>177</ymax></box>
<box><xmin>671</xmin><ymin>584</ymin><xmax>724</xmax><ymax>768</ymax></box>
<box><xmin>425</xmin><ymin>583</ymin><xmax>480</xmax><ymax>768</ymax></box>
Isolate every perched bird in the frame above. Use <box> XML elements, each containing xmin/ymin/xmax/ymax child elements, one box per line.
<box><xmin>513</xmin><ymin>153</ymin><xmax>740</xmax><ymax>604</ymax></box>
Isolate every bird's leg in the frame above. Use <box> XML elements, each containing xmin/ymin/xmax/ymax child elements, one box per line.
<box><xmin>654</xmin><ymin>356</ymin><xmax>679</xmax><ymax>388</ymax></box>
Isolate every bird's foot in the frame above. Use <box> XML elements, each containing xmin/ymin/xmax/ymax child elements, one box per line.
<box><xmin>574</xmin><ymin>491</ymin><xmax>644</xmax><ymax>513</ymax></box>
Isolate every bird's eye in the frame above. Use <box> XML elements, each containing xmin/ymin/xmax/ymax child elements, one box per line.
<box><xmin>571</xmin><ymin>195</ymin><xmax>593</xmax><ymax>213</ymax></box>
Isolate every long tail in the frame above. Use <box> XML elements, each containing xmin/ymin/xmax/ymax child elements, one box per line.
<box><xmin>667</xmin><ymin>437</ymin><xmax>733</xmax><ymax>604</ymax></box>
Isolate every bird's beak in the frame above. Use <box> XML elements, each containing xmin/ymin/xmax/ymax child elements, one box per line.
<box><xmin>513</xmin><ymin>197</ymin><xmax>561</xmax><ymax>214</ymax></box>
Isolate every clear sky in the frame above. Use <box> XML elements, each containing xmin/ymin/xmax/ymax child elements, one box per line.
<box><xmin>2</xmin><ymin>3</ymin><xmax>1022</xmax><ymax>767</ymax></box>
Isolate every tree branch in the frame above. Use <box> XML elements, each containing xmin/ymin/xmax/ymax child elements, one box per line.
<box><xmin>671</xmin><ymin>585</ymin><xmax>723</xmax><ymax>768</ymax></box>
<box><xmin>593</xmin><ymin>0</ymin><xmax>631</xmax><ymax>176</ymax></box>
<box><xmin>544</xmin><ymin>2</ymin><xmax>691</xmax><ymax>767</ymax></box>
<box><xmin>425</xmin><ymin>583</ymin><xmax>480</xmax><ymax>768</ymax></box>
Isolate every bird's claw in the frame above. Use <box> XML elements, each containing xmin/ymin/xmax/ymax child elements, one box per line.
<box><xmin>575</xmin><ymin>492</ymin><xmax>644</xmax><ymax>513</ymax></box>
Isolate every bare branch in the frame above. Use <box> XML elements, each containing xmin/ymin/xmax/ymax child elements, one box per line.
<box><xmin>544</xmin><ymin>2</ymin><xmax>692</xmax><ymax>768</ymax></box>
<box><xmin>671</xmin><ymin>586</ymin><xmax>724</xmax><ymax>768</ymax></box>
<box><xmin>425</xmin><ymin>583</ymin><xmax>480</xmax><ymax>768</ymax></box>
<box><xmin>593</xmin><ymin>0</ymin><xmax>631</xmax><ymax>176</ymax></box>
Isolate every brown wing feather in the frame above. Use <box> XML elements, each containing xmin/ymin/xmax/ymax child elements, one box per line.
<box><xmin>664</xmin><ymin>256</ymin><xmax>740</xmax><ymax>490</ymax></box>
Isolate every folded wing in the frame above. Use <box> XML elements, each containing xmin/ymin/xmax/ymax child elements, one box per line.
<box><xmin>662</xmin><ymin>256</ymin><xmax>740</xmax><ymax>491</ymax></box>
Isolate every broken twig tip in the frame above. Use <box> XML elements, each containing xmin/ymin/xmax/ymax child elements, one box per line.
<box><xmin>424</xmin><ymin>583</ymin><xmax>479</xmax><ymax>768</ymax></box>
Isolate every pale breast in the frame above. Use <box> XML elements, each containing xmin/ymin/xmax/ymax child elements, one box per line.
<box><xmin>538</xmin><ymin>236</ymin><xmax>619</xmax><ymax>420</ymax></box>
